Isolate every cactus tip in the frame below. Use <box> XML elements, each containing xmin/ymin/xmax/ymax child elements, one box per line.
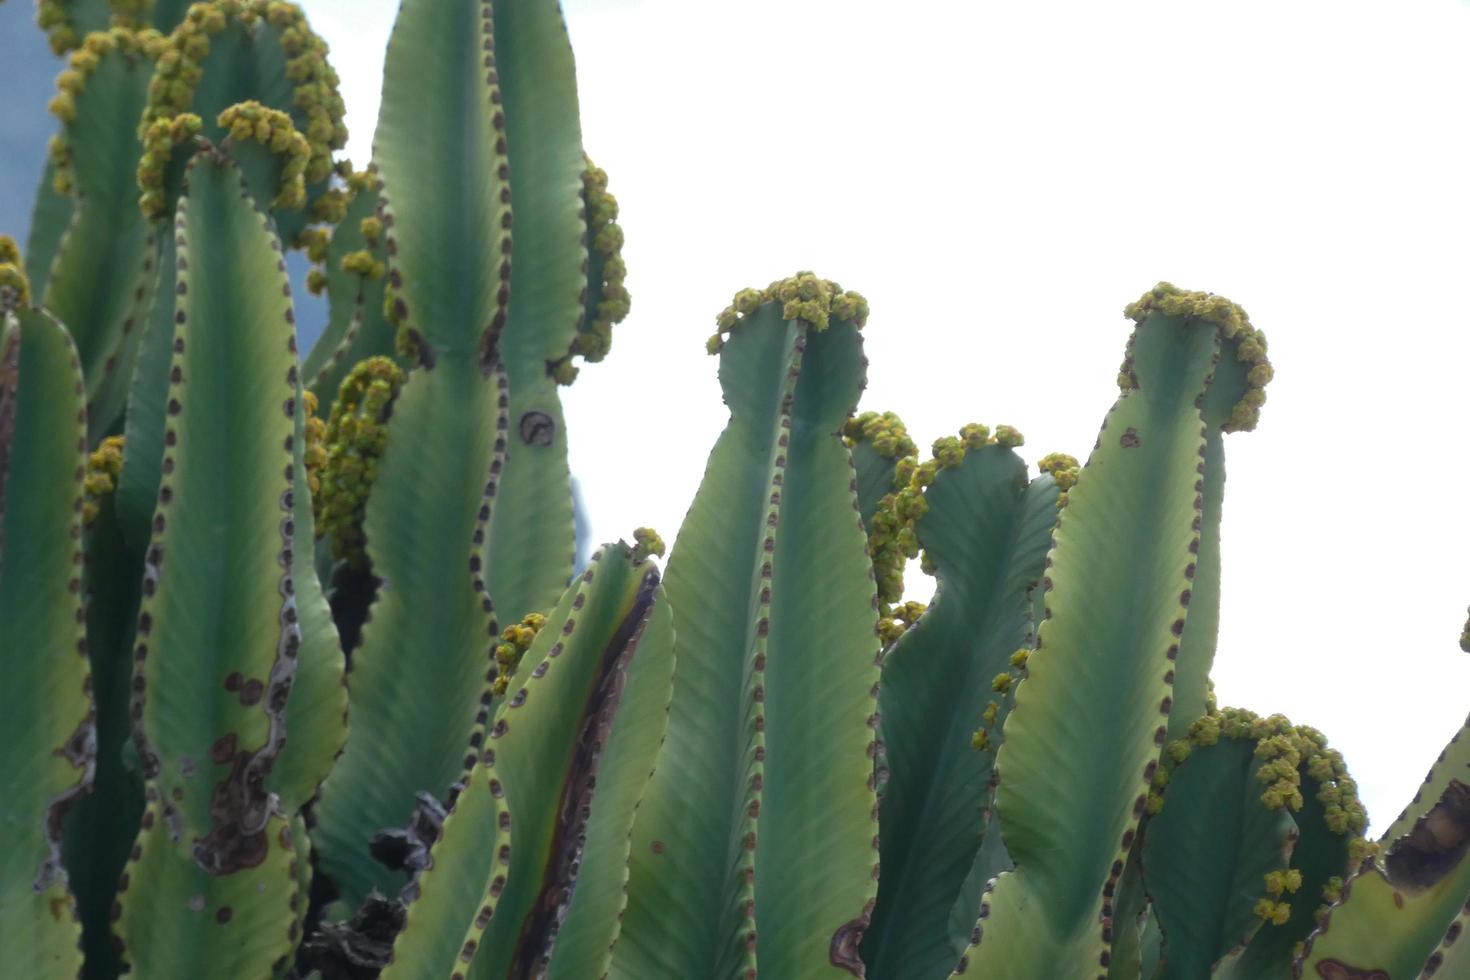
<box><xmin>707</xmin><ymin>272</ymin><xmax>868</xmax><ymax>354</ymax></box>
<box><xmin>1122</xmin><ymin>282</ymin><xmax>1273</xmax><ymax>432</ymax></box>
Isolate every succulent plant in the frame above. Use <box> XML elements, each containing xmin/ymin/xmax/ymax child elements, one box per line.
<box><xmin>2</xmin><ymin>1</ymin><xmax>1467</xmax><ymax>978</ymax></box>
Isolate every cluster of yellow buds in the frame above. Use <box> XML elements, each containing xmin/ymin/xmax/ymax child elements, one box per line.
<box><xmin>137</xmin><ymin>112</ymin><xmax>203</xmax><ymax>218</ymax></box>
<box><xmin>298</xmin><ymin>169</ymin><xmax>381</xmax><ymax>296</ymax></box>
<box><xmin>302</xmin><ymin>390</ymin><xmax>327</xmax><ymax>498</ymax></box>
<box><xmin>82</xmin><ymin>436</ymin><xmax>127</xmax><ymax>526</ymax></box>
<box><xmin>295</xmin><ymin>226</ymin><xmax>331</xmax><ymax>295</ymax></box>
<box><xmin>1149</xmin><ymin>707</ymin><xmax>1369</xmax><ymax>851</ymax></box>
<box><xmin>265</xmin><ymin>1</ymin><xmax>347</xmax><ymax>183</ymax></box>
<box><xmin>843</xmin><ymin>411</ymin><xmax>918</xmax><ymax>461</ymax></box>
<box><xmin>216</xmin><ymin>101</ymin><xmax>311</xmax><ymax>210</ymax></box>
<box><xmin>1251</xmin><ymin>868</ymin><xmax>1304</xmax><ymax>926</ymax></box>
<box><xmin>843</xmin><ymin>411</ymin><xmax>919</xmax><ymax>615</ymax></box>
<box><xmin>706</xmin><ymin>272</ymin><xmax>869</xmax><ymax>354</ymax></box>
<box><xmin>1122</xmin><ymin>282</ymin><xmax>1273</xmax><ymax>432</ymax></box>
<box><xmin>1037</xmin><ymin>452</ymin><xmax>1081</xmax><ymax>508</ymax></box>
<box><xmin>876</xmin><ymin>600</ymin><xmax>926</xmax><ymax>646</ymax></box>
<box><xmin>554</xmin><ymin>161</ymin><xmax>632</xmax><ymax>385</ymax></box>
<box><xmin>311</xmin><ymin>186</ymin><xmax>351</xmax><ymax>225</ymax></box>
<box><xmin>493</xmin><ymin>613</ymin><xmax>548</xmax><ymax>696</ymax></box>
<box><xmin>969</xmin><ymin>647</ymin><xmax>1034</xmax><ymax>753</ymax></box>
<box><xmin>36</xmin><ymin>0</ymin><xmax>81</xmax><ymax>55</ymax></box>
<box><xmin>136</xmin><ymin>1</ymin><xmax>347</xmax><ymax>218</ymax></box>
<box><xmin>0</xmin><ymin>235</ymin><xmax>30</xmax><ymax>312</ymax></box>
<box><xmin>341</xmin><ymin>249</ymin><xmax>385</xmax><ymax>281</ymax></box>
<box><xmin>630</xmin><ymin>527</ymin><xmax>666</xmax><ymax>564</ymax></box>
<box><xmin>315</xmin><ymin>357</ymin><xmax>404</xmax><ymax>567</ymax></box>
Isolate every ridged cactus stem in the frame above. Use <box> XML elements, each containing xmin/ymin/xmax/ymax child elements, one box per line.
<box><xmin>311</xmin><ymin>355</ymin><xmax>510</xmax><ymax>910</ymax></box>
<box><xmin>0</xmin><ymin>292</ymin><xmax>95</xmax><ymax>980</ymax></box>
<box><xmin>862</xmin><ymin>431</ymin><xmax>1062</xmax><ymax>980</ymax></box>
<box><xmin>614</xmin><ymin>275</ymin><xmax>880</xmax><ymax>979</ymax></box>
<box><xmin>949</xmin><ymin>286</ymin><xmax>1269</xmax><ymax>978</ymax></box>
<box><xmin>112</xmin><ymin>150</ymin><xmax>314</xmax><ymax>976</ymax></box>
<box><xmin>42</xmin><ymin>27</ymin><xmax>164</xmax><ymax>443</ymax></box>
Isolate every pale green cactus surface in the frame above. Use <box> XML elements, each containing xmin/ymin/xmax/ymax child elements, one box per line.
<box><xmin>0</xmin><ymin>1</ymin><xmax>1466</xmax><ymax>978</ymax></box>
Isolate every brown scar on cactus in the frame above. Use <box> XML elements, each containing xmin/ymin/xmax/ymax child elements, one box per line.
<box><xmin>509</xmin><ymin>569</ymin><xmax>662</xmax><ymax>974</ymax></box>
<box><xmin>1383</xmin><ymin>780</ymin><xmax>1470</xmax><ymax>890</ymax></box>
<box><xmin>1315</xmin><ymin>962</ymin><xmax>1390</xmax><ymax>980</ymax></box>
<box><xmin>36</xmin><ymin>711</ymin><xmax>98</xmax><ymax>893</ymax></box>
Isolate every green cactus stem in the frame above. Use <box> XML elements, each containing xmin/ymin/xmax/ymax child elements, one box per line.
<box><xmin>42</xmin><ymin>28</ymin><xmax>165</xmax><ymax>443</ymax></box>
<box><xmin>24</xmin><ymin>162</ymin><xmax>76</xmax><ymax>301</ymax></box>
<box><xmin>0</xmin><ymin>300</ymin><xmax>94</xmax><ymax>980</ymax></box>
<box><xmin>479</xmin><ymin>0</ymin><xmax>601</xmax><ymax>627</ymax></box>
<box><xmin>310</xmin><ymin>352</ymin><xmax>512</xmax><ymax>910</ymax></box>
<box><xmin>614</xmin><ymin>276</ymin><xmax>879</xmax><ymax>978</ymax></box>
<box><xmin>861</xmin><ymin>433</ymin><xmax>1062</xmax><ymax>980</ymax></box>
<box><xmin>111</xmin><ymin>149</ymin><xmax>325</xmax><ymax>975</ymax></box>
<box><xmin>470</xmin><ymin>543</ymin><xmax>672</xmax><ymax>977</ymax></box>
<box><xmin>64</xmin><ymin>444</ymin><xmax>147</xmax><ymax>978</ymax></box>
<box><xmin>948</xmin><ymin>286</ymin><xmax>1267</xmax><ymax>978</ymax></box>
<box><xmin>1140</xmin><ymin>720</ymin><xmax>1304</xmax><ymax>977</ymax></box>
<box><xmin>1172</xmin><ymin>709</ymin><xmax>1369</xmax><ymax>979</ymax></box>
<box><xmin>1120</xmin><ymin>286</ymin><xmax>1273</xmax><ymax>738</ymax></box>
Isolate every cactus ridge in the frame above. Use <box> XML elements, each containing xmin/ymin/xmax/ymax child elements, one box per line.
<box><xmin>0</xmin><ymin>304</ymin><xmax>95</xmax><ymax>978</ymax></box>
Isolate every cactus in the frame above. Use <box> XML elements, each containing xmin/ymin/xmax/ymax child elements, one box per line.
<box><xmin>3</xmin><ymin>2</ymin><xmax>1468</xmax><ymax>979</ymax></box>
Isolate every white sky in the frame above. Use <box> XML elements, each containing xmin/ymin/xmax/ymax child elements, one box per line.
<box><xmin>305</xmin><ymin>0</ymin><xmax>1470</xmax><ymax>833</ymax></box>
